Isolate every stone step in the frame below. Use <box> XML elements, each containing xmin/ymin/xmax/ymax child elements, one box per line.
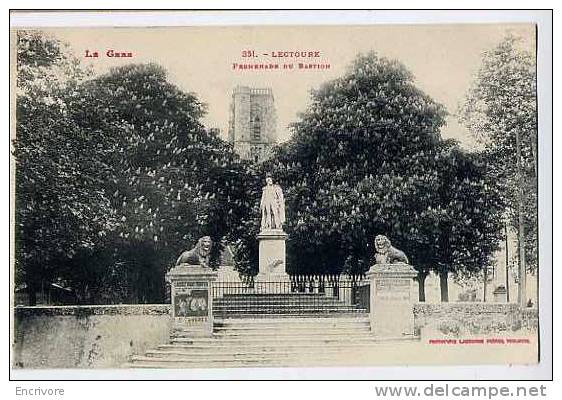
<box><xmin>214</xmin><ymin>287</ymin><xmax>364</xmax><ymax>298</ymax></box>
<box><xmin>211</xmin><ymin>333</ymin><xmax>371</xmax><ymax>340</ymax></box>
<box><xmin>126</xmin><ymin>329</ymin><xmax>419</xmax><ymax>369</ymax></box>
<box><xmin>212</xmin><ymin>309</ymin><xmax>363</xmax><ymax>314</ymax></box>
<box><xmin>210</xmin><ymin>330</ymin><xmax>371</xmax><ymax>336</ymax></box>
<box><xmin>213</xmin><ymin>297</ymin><xmax>356</xmax><ymax>302</ymax></box>
<box><xmin>216</xmin><ymin>293</ymin><xmax>344</xmax><ymax>297</ymax></box>
<box><xmin>213</xmin><ymin>318</ymin><xmax>370</xmax><ymax>328</ymax></box>
<box><xmin>212</xmin><ymin>309</ymin><xmax>367</xmax><ymax>316</ymax></box>
<box><xmin>207</xmin><ymin>312</ymin><xmax>368</xmax><ymax>319</ymax></box>
<box><xmin>157</xmin><ymin>341</ymin><xmax>383</xmax><ymax>352</ymax></box>
<box><xmin>213</xmin><ymin>300</ymin><xmax>357</xmax><ymax>306</ymax></box>
<box><xmin>214</xmin><ymin>293</ymin><xmax>355</xmax><ymax>299</ymax></box>
<box><xmin>144</xmin><ymin>346</ymin><xmax>374</xmax><ymax>359</ymax></box>
<box><xmin>213</xmin><ymin>306</ymin><xmax>364</xmax><ymax>311</ymax></box>
<box><xmin>167</xmin><ymin>329</ymin><xmax>384</xmax><ymax>339</ymax></box>
<box><xmin>127</xmin><ymin>357</ymin><xmax>350</xmax><ymax>368</ymax></box>
<box><xmin>214</xmin><ymin>301</ymin><xmax>361</xmax><ymax>304</ymax></box>
<box><xmin>169</xmin><ymin>338</ymin><xmax>376</xmax><ymax>346</ymax></box>
<box><xmin>212</xmin><ymin>326</ymin><xmax>370</xmax><ymax>333</ymax></box>
<box><xmin>171</xmin><ymin>332</ymin><xmax>376</xmax><ymax>342</ymax></box>
<box><xmin>128</xmin><ymin>361</ymin><xmax>279</xmax><ymax>368</ymax></box>
<box><xmin>213</xmin><ymin>308</ymin><xmax>365</xmax><ymax>312</ymax></box>
<box><xmin>131</xmin><ymin>349</ymin><xmax>369</xmax><ymax>364</ymax></box>
<box><xmin>167</xmin><ymin>330</ymin><xmax>407</xmax><ymax>343</ymax></box>
<box><xmin>208</xmin><ymin>333</ymin><xmax>371</xmax><ymax>340</ymax></box>
<box><xmin>158</xmin><ymin>338</ymin><xmax>404</xmax><ymax>351</ymax></box>
<box><xmin>215</xmin><ymin>316</ymin><xmax>370</xmax><ymax>322</ymax></box>
<box><xmin>213</xmin><ymin>304</ymin><xmax>360</xmax><ymax>309</ymax></box>
<box><xmin>167</xmin><ymin>337</ymin><xmax>379</xmax><ymax>346</ymax></box>
<box><xmin>212</xmin><ymin>297</ymin><xmax>358</xmax><ymax>302</ymax></box>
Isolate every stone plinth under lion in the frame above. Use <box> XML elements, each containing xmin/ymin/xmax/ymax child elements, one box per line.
<box><xmin>167</xmin><ymin>237</ymin><xmax>217</xmax><ymax>337</ymax></box>
<box><xmin>367</xmin><ymin>235</ymin><xmax>417</xmax><ymax>338</ymax></box>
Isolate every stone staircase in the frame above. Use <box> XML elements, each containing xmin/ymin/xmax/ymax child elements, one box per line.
<box><xmin>212</xmin><ymin>293</ymin><xmax>367</xmax><ymax>317</ymax></box>
<box><xmin>127</xmin><ymin>292</ymin><xmax>414</xmax><ymax>368</ymax></box>
<box><xmin>128</xmin><ymin>315</ymin><xmax>413</xmax><ymax>368</ymax></box>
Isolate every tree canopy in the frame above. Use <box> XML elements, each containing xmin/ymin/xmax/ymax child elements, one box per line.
<box><xmin>14</xmin><ymin>32</ymin><xmax>255</xmax><ymax>304</ymax></box>
<box><xmin>64</xmin><ymin>63</ymin><xmax>257</xmax><ymax>302</ymax></box>
<box><xmin>246</xmin><ymin>52</ymin><xmax>505</xmax><ymax>301</ymax></box>
<box><xmin>14</xmin><ymin>31</ymin><xmax>113</xmax><ymax>304</ymax></box>
<box><xmin>459</xmin><ymin>35</ymin><xmax>538</xmax><ymax>273</ymax></box>
<box><xmin>14</xmin><ymin>34</ymin><xmax>511</xmax><ymax>305</ymax></box>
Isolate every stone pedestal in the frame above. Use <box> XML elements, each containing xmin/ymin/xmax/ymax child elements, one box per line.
<box><xmin>166</xmin><ymin>264</ymin><xmax>217</xmax><ymax>337</ymax></box>
<box><xmin>366</xmin><ymin>263</ymin><xmax>418</xmax><ymax>338</ymax></box>
<box><xmin>215</xmin><ymin>264</ymin><xmax>242</xmax><ymax>297</ymax></box>
<box><xmin>256</xmin><ymin>229</ymin><xmax>289</xmax><ymax>283</ymax></box>
<box><xmin>493</xmin><ymin>285</ymin><xmax>508</xmax><ymax>303</ymax></box>
<box><xmin>216</xmin><ymin>264</ymin><xmax>241</xmax><ymax>283</ymax></box>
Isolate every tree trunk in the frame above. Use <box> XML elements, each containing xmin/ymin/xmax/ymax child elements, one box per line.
<box><xmin>483</xmin><ymin>264</ymin><xmax>488</xmax><ymax>302</ymax></box>
<box><xmin>515</xmin><ymin>128</ymin><xmax>527</xmax><ymax>307</ymax></box>
<box><xmin>27</xmin><ymin>280</ymin><xmax>37</xmax><ymax>306</ymax></box>
<box><xmin>532</xmin><ymin>131</ymin><xmax>538</xmax><ymax>311</ymax></box>
<box><xmin>505</xmin><ymin>222</ymin><xmax>510</xmax><ymax>302</ymax></box>
<box><xmin>439</xmin><ymin>269</ymin><xmax>449</xmax><ymax>302</ymax></box>
<box><xmin>530</xmin><ymin>133</ymin><xmax>538</xmax><ymax>178</ymax></box>
<box><xmin>417</xmin><ymin>271</ymin><xmax>428</xmax><ymax>302</ymax></box>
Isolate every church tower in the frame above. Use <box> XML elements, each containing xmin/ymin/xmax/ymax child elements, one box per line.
<box><xmin>228</xmin><ymin>86</ymin><xmax>277</xmax><ymax>162</ymax></box>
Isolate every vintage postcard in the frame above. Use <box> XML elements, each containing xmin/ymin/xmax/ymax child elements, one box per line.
<box><xmin>10</xmin><ymin>13</ymin><xmax>549</xmax><ymax>373</ymax></box>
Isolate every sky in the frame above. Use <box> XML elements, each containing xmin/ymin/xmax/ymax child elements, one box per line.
<box><xmin>43</xmin><ymin>24</ymin><xmax>535</xmax><ymax>148</ymax></box>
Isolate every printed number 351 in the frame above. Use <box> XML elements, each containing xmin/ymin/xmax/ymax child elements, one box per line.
<box><xmin>242</xmin><ymin>50</ymin><xmax>256</xmax><ymax>57</ymax></box>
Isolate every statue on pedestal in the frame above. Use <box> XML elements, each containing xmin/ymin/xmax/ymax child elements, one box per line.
<box><xmin>367</xmin><ymin>235</ymin><xmax>416</xmax><ymax>338</ymax></box>
<box><xmin>176</xmin><ymin>236</ymin><xmax>212</xmax><ymax>268</ymax></box>
<box><xmin>373</xmin><ymin>234</ymin><xmax>409</xmax><ymax>264</ymax></box>
<box><xmin>256</xmin><ymin>175</ymin><xmax>289</xmax><ymax>284</ymax></box>
<box><xmin>260</xmin><ymin>175</ymin><xmax>285</xmax><ymax>231</ymax></box>
<box><xmin>168</xmin><ymin>236</ymin><xmax>217</xmax><ymax>336</ymax></box>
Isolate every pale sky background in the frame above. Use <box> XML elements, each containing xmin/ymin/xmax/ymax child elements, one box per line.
<box><xmin>43</xmin><ymin>24</ymin><xmax>535</xmax><ymax>148</ymax></box>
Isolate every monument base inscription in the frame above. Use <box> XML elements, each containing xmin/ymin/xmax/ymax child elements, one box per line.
<box><xmin>256</xmin><ymin>229</ymin><xmax>289</xmax><ymax>284</ymax></box>
<box><xmin>166</xmin><ymin>264</ymin><xmax>217</xmax><ymax>337</ymax></box>
<box><xmin>367</xmin><ymin>263</ymin><xmax>417</xmax><ymax>338</ymax></box>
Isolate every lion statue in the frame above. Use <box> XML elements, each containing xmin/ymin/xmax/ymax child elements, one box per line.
<box><xmin>373</xmin><ymin>234</ymin><xmax>409</xmax><ymax>264</ymax></box>
<box><xmin>175</xmin><ymin>236</ymin><xmax>212</xmax><ymax>268</ymax></box>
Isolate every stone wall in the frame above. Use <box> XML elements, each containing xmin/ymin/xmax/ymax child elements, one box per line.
<box><xmin>521</xmin><ymin>307</ymin><xmax>539</xmax><ymax>331</ymax></box>
<box><xmin>13</xmin><ymin>304</ymin><xmax>171</xmax><ymax>369</ymax></box>
<box><xmin>413</xmin><ymin>303</ymin><xmax>538</xmax><ymax>337</ymax></box>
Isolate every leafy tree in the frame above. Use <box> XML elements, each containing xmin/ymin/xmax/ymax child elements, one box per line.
<box><xmin>14</xmin><ymin>31</ymin><xmax>256</xmax><ymax>304</ymax></box>
<box><xmin>64</xmin><ymin>63</ymin><xmax>255</xmax><ymax>302</ymax></box>
<box><xmin>14</xmin><ymin>31</ymin><xmax>115</xmax><ymax>305</ymax></box>
<box><xmin>246</xmin><ymin>52</ymin><xmax>504</xmax><ymax>302</ymax></box>
<box><xmin>459</xmin><ymin>35</ymin><xmax>538</xmax><ymax>304</ymax></box>
<box><xmin>414</xmin><ymin>142</ymin><xmax>504</xmax><ymax>301</ymax></box>
<box><xmin>16</xmin><ymin>30</ymin><xmax>90</xmax><ymax>93</ymax></box>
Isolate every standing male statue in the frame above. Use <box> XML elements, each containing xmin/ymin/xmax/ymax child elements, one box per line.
<box><xmin>260</xmin><ymin>175</ymin><xmax>285</xmax><ymax>231</ymax></box>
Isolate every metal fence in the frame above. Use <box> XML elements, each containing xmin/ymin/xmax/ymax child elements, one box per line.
<box><xmin>211</xmin><ymin>274</ymin><xmax>370</xmax><ymax>317</ymax></box>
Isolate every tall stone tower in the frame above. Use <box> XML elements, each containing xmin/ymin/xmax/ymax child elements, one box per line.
<box><xmin>228</xmin><ymin>86</ymin><xmax>277</xmax><ymax>162</ymax></box>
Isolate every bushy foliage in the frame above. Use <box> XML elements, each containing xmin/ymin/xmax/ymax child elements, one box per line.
<box><xmin>14</xmin><ymin>32</ymin><xmax>255</xmax><ymax>304</ymax></box>
<box><xmin>14</xmin><ymin>33</ymin><xmax>510</xmax><ymax>305</ymax></box>
<box><xmin>240</xmin><ymin>53</ymin><xmax>504</xmax><ymax>302</ymax></box>
<box><xmin>64</xmin><ymin>63</ymin><xmax>256</xmax><ymax>302</ymax></box>
<box><xmin>14</xmin><ymin>31</ymin><xmax>115</xmax><ymax>303</ymax></box>
<box><xmin>459</xmin><ymin>35</ymin><xmax>538</xmax><ymax>271</ymax></box>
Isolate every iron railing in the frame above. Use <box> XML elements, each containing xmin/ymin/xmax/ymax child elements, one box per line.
<box><xmin>211</xmin><ymin>274</ymin><xmax>370</xmax><ymax>317</ymax></box>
